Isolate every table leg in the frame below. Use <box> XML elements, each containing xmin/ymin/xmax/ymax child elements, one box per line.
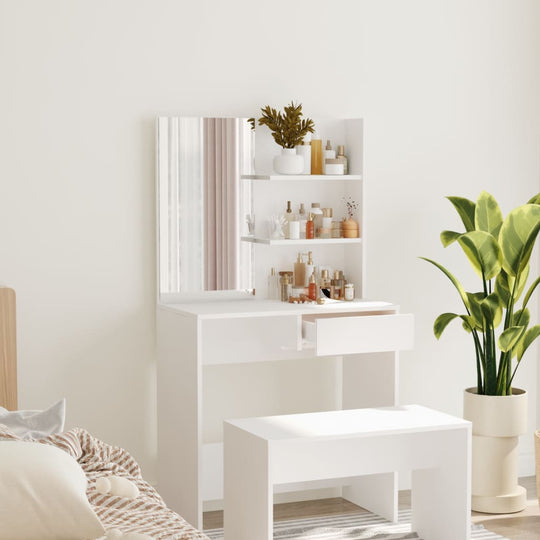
<box><xmin>411</xmin><ymin>428</ymin><xmax>471</xmax><ymax>540</ymax></box>
<box><xmin>224</xmin><ymin>423</ymin><xmax>272</xmax><ymax>540</ymax></box>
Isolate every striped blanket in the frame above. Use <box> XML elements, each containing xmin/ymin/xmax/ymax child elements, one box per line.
<box><xmin>0</xmin><ymin>425</ymin><xmax>209</xmax><ymax>540</ymax></box>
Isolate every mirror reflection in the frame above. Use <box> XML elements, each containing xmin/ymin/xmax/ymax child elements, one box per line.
<box><xmin>157</xmin><ymin>117</ymin><xmax>254</xmax><ymax>295</ymax></box>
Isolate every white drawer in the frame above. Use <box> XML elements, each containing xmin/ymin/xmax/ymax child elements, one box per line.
<box><xmin>302</xmin><ymin>313</ymin><xmax>414</xmax><ymax>356</ymax></box>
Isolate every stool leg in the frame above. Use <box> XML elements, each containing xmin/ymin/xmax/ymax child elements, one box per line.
<box><xmin>343</xmin><ymin>472</ymin><xmax>398</xmax><ymax>521</ymax></box>
<box><xmin>412</xmin><ymin>428</ymin><xmax>471</xmax><ymax>540</ymax></box>
<box><xmin>224</xmin><ymin>424</ymin><xmax>272</xmax><ymax>540</ymax></box>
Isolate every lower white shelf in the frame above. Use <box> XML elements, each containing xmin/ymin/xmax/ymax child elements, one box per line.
<box><xmin>202</xmin><ymin>442</ymin><xmax>356</xmax><ymax>502</ymax></box>
<box><xmin>241</xmin><ymin>236</ymin><xmax>361</xmax><ymax>246</ymax></box>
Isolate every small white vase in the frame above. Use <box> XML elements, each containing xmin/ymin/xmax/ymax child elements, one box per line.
<box><xmin>463</xmin><ymin>387</ymin><xmax>527</xmax><ymax>513</ymax></box>
<box><xmin>273</xmin><ymin>148</ymin><xmax>304</xmax><ymax>175</ymax></box>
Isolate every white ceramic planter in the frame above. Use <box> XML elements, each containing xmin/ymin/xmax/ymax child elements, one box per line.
<box><xmin>273</xmin><ymin>148</ymin><xmax>304</xmax><ymax>175</ymax></box>
<box><xmin>463</xmin><ymin>387</ymin><xmax>527</xmax><ymax>513</ymax></box>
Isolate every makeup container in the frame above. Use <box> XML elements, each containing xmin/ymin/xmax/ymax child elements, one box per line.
<box><xmin>310</xmin><ymin>133</ymin><xmax>323</xmax><ymax>175</ymax></box>
<box><xmin>324</xmin><ymin>159</ymin><xmax>344</xmax><ymax>175</ymax></box>
<box><xmin>296</xmin><ymin>134</ymin><xmax>312</xmax><ymax>174</ymax></box>
<box><xmin>289</xmin><ymin>220</ymin><xmax>300</xmax><ymax>239</ymax></box>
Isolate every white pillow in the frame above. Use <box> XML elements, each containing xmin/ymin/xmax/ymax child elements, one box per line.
<box><xmin>0</xmin><ymin>398</ymin><xmax>66</xmax><ymax>439</ymax></box>
<box><xmin>0</xmin><ymin>441</ymin><xmax>105</xmax><ymax>540</ymax></box>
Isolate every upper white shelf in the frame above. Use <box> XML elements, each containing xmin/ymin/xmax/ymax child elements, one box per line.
<box><xmin>241</xmin><ymin>174</ymin><xmax>363</xmax><ymax>181</ymax></box>
<box><xmin>241</xmin><ymin>236</ymin><xmax>361</xmax><ymax>246</ymax></box>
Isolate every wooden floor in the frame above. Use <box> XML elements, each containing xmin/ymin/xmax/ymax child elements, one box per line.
<box><xmin>204</xmin><ymin>476</ymin><xmax>540</xmax><ymax>538</ymax></box>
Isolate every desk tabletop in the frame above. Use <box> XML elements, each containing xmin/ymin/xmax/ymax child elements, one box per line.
<box><xmin>158</xmin><ymin>298</ymin><xmax>398</xmax><ymax>319</ymax></box>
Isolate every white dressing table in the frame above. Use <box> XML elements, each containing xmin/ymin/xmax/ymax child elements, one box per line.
<box><xmin>156</xmin><ymin>115</ymin><xmax>414</xmax><ymax>530</ymax></box>
<box><xmin>157</xmin><ymin>299</ymin><xmax>413</xmax><ymax>528</ymax></box>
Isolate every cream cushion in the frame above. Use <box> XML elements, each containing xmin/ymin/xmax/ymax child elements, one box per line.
<box><xmin>0</xmin><ymin>398</ymin><xmax>66</xmax><ymax>439</ymax></box>
<box><xmin>0</xmin><ymin>441</ymin><xmax>105</xmax><ymax>540</ymax></box>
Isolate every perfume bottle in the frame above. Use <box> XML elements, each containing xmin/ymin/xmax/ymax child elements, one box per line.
<box><xmin>304</xmin><ymin>251</ymin><xmax>314</xmax><ymax>287</ymax></box>
<box><xmin>323</xmin><ymin>140</ymin><xmax>335</xmax><ymax>174</ymax></box>
<box><xmin>310</xmin><ymin>203</ymin><xmax>323</xmax><ymax>238</ymax></box>
<box><xmin>336</xmin><ymin>145</ymin><xmax>348</xmax><ymax>175</ymax></box>
<box><xmin>284</xmin><ymin>200</ymin><xmax>296</xmax><ymax>239</ymax></box>
<box><xmin>319</xmin><ymin>269</ymin><xmax>331</xmax><ymax>298</ymax></box>
<box><xmin>324</xmin><ymin>140</ymin><xmax>336</xmax><ymax>159</ymax></box>
<box><xmin>308</xmin><ymin>272</ymin><xmax>317</xmax><ymax>301</ymax></box>
<box><xmin>298</xmin><ymin>203</ymin><xmax>307</xmax><ymax>238</ymax></box>
<box><xmin>331</xmin><ymin>270</ymin><xmax>344</xmax><ymax>300</ymax></box>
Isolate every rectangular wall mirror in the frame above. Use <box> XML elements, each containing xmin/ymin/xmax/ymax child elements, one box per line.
<box><xmin>157</xmin><ymin>117</ymin><xmax>254</xmax><ymax>298</ymax></box>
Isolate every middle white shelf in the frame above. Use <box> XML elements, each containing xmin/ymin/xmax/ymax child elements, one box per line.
<box><xmin>241</xmin><ymin>236</ymin><xmax>362</xmax><ymax>246</ymax></box>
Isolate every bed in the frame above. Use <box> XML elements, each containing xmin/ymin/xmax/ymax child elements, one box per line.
<box><xmin>0</xmin><ymin>286</ymin><xmax>210</xmax><ymax>540</ymax></box>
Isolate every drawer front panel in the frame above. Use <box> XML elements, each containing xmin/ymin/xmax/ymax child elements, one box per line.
<box><xmin>304</xmin><ymin>313</ymin><xmax>414</xmax><ymax>356</ymax></box>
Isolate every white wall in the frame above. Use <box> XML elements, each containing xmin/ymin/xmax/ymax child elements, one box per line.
<box><xmin>0</xmin><ymin>0</ymin><xmax>539</xmax><ymax>481</ymax></box>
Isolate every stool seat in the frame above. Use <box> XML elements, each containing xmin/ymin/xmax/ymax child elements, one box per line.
<box><xmin>224</xmin><ymin>405</ymin><xmax>471</xmax><ymax>540</ymax></box>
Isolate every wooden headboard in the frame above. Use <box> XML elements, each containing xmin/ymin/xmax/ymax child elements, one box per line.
<box><xmin>0</xmin><ymin>287</ymin><xmax>17</xmax><ymax>410</ymax></box>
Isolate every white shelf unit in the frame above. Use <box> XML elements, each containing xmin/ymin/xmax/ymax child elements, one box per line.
<box><xmin>241</xmin><ymin>236</ymin><xmax>362</xmax><ymax>246</ymax></box>
<box><xmin>242</xmin><ymin>118</ymin><xmax>365</xmax><ymax>299</ymax></box>
<box><xmin>241</xmin><ymin>174</ymin><xmax>363</xmax><ymax>181</ymax></box>
<box><xmin>156</xmin><ymin>117</ymin><xmax>414</xmax><ymax>530</ymax></box>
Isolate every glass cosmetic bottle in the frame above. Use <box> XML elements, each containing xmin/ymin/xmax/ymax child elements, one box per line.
<box><xmin>284</xmin><ymin>200</ymin><xmax>296</xmax><ymax>239</ymax></box>
<box><xmin>310</xmin><ymin>203</ymin><xmax>323</xmax><ymax>238</ymax></box>
<box><xmin>319</xmin><ymin>269</ymin><xmax>331</xmax><ymax>298</ymax></box>
<box><xmin>304</xmin><ymin>251</ymin><xmax>314</xmax><ymax>287</ymax></box>
<box><xmin>279</xmin><ymin>272</ymin><xmax>292</xmax><ymax>302</ymax></box>
<box><xmin>308</xmin><ymin>272</ymin><xmax>317</xmax><ymax>301</ymax></box>
<box><xmin>294</xmin><ymin>253</ymin><xmax>306</xmax><ymax>287</ymax></box>
<box><xmin>306</xmin><ymin>213</ymin><xmax>314</xmax><ymax>239</ymax></box>
<box><xmin>267</xmin><ymin>268</ymin><xmax>279</xmax><ymax>300</ymax></box>
<box><xmin>298</xmin><ymin>203</ymin><xmax>307</xmax><ymax>238</ymax></box>
<box><xmin>336</xmin><ymin>145</ymin><xmax>348</xmax><ymax>175</ymax></box>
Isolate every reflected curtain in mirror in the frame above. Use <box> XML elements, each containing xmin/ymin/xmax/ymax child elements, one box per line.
<box><xmin>157</xmin><ymin>117</ymin><xmax>253</xmax><ymax>295</ymax></box>
<box><xmin>204</xmin><ymin>118</ymin><xmax>240</xmax><ymax>291</ymax></box>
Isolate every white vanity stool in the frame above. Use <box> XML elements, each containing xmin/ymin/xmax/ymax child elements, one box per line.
<box><xmin>224</xmin><ymin>405</ymin><xmax>471</xmax><ymax>540</ymax></box>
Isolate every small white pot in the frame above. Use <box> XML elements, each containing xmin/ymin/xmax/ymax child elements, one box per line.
<box><xmin>463</xmin><ymin>387</ymin><xmax>527</xmax><ymax>513</ymax></box>
<box><xmin>273</xmin><ymin>148</ymin><xmax>304</xmax><ymax>175</ymax></box>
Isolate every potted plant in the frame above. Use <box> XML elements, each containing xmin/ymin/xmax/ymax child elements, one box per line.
<box><xmin>250</xmin><ymin>102</ymin><xmax>314</xmax><ymax>175</ymax></box>
<box><xmin>421</xmin><ymin>191</ymin><xmax>540</xmax><ymax>513</ymax></box>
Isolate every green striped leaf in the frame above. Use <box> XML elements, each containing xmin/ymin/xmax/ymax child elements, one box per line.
<box><xmin>447</xmin><ymin>196</ymin><xmax>476</xmax><ymax>232</ymax></box>
<box><xmin>499</xmin><ymin>204</ymin><xmax>540</xmax><ymax>277</ymax></box>
<box><xmin>434</xmin><ymin>312</ymin><xmax>475</xmax><ymax>338</ymax></box>
<box><xmin>475</xmin><ymin>191</ymin><xmax>503</xmax><ymax>237</ymax></box>
<box><xmin>516</xmin><ymin>325</ymin><xmax>540</xmax><ymax>362</ymax></box>
<box><xmin>498</xmin><ymin>326</ymin><xmax>526</xmax><ymax>353</ymax></box>
<box><xmin>457</xmin><ymin>231</ymin><xmax>502</xmax><ymax>280</ymax></box>
<box><xmin>440</xmin><ymin>230</ymin><xmax>461</xmax><ymax>247</ymax></box>
<box><xmin>480</xmin><ymin>292</ymin><xmax>502</xmax><ymax>328</ymax></box>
